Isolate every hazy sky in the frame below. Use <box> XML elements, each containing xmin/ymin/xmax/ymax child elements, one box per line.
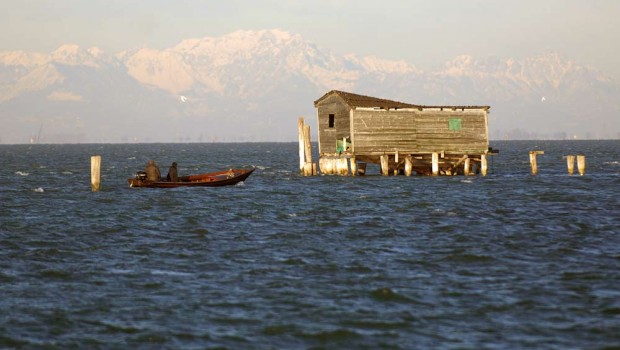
<box><xmin>2</xmin><ymin>0</ymin><xmax>619</xmax><ymax>78</ymax></box>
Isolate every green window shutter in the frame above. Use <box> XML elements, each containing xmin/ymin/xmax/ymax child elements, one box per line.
<box><xmin>449</xmin><ymin>118</ymin><xmax>462</xmax><ymax>131</ymax></box>
<box><xmin>336</xmin><ymin>139</ymin><xmax>351</xmax><ymax>153</ymax></box>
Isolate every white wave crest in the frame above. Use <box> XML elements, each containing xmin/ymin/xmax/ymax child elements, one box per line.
<box><xmin>150</xmin><ymin>269</ymin><xmax>192</xmax><ymax>277</ymax></box>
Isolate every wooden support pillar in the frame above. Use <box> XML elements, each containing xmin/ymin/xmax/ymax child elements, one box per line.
<box><xmin>394</xmin><ymin>151</ymin><xmax>399</xmax><ymax>176</ymax></box>
<box><xmin>566</xmin><ymin>155</ymin><xmax>575</xmax><ymax>175</ymax></box>
<box><xmin>303</xmin><ymin>125</ymin><xmax>312</xmax><ymax>165</ymax></box>
<box><xmin>302</xmin><ymin>163</ymin><xmax>311</xmax><ymax>176</ymax></box>
<box><xmin>464</xmin><ymin>158</ymin><xmax>471</xmax><ymax>176</ymax></box>
<box><xmin>431</xmin><ymin>152</ymin><xmax>439</xmax><ymax>176</ymax></box>
<box><xmin>350</xmin><ymin>157</ymin><xmax>357</xmax><ymax>176</ymax></box>
<box><xmin>448</xmin><ymin>155</ymin><xmax>468</xmax><ymax>176</ymax></box>
<box><xmin>404</xmin><ymin>156</ymin><xmax>413</xmax><ymax>176</ymax></box>
<box><xmin>529</xmin><ymin>151</ymin><xmax>544</xmax><ymax>175</ymax></box>
<box><xmin>327</xmin><ymin>158</ymin><xmax>336</xmax><ymax>175</ymax></box>
<box><xmin>302</xmin><ymin>123</ymin><xmax>315</xmax><ymax>176</ymax></box>
<box><xmin>480</xmin><ymin>154</ymin><xmax>487</xmax><ymax>176</ymax></box>
<box><xmin>318</xmin><ymin>157</ymin><xmax>329</xmax><ymax>175</ymax></box>
<box><xmin>91</xmin><ymin>155</ymin><xmax>101</xmax><ymax>192</ymax></box>
<box><xmin>380</xmin><ymin>155</ymin><xmax>389</xmax><ymax>176</ymax></box>
<box><xmin>298</xmin><ymin>118</ymin><xmax>315</xmax><ymax>176</ymax></box>
<box><xmin>577</xmin><ymin>155</ymin><xmax>586</xmax><ymax>176</ymax></box>
<box><xmin>298</xmin><ymin>117</ymin><xmax>305</xmax><ymax>174</ymax></box>
<box><xmin>337</xmin><ymin>158</ymin><xmax>349</xmax><ymax>176</ymax></box>
<box><xmin>335</xmin><ymin>158</ymin><xmax>342</xmax><ymax>176</ymax></box>
<box><xmin>357</xmin><ymin>162</ymin><xmax>367</xmax><ymax>176</ymax></box>
<box><xmin>312</xmin><ymin>163</ymin><xmax>317</xmax><ymax>176</ymax></box>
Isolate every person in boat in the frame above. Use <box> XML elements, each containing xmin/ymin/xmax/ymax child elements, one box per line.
<box><xmin>166</xmin><ymin>162</ymin><xmax>179</xmax><ymax>182</ymax></box>
<box><xmin>145</xmin><ymin>159</ymin><xmax>161</xmax><ymax>182</ymax></box>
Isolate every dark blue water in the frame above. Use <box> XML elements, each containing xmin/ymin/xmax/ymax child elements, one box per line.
<box><xmin>1</xmin><ymin>141</ymin><xmax>619</xmax><ymax>349</ymax></box>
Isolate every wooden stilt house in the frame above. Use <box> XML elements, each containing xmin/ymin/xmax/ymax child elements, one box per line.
<box><xmin>314</xmin><ymin>90</ymin><xmax>491</xmax><ymax>176</ymax></box>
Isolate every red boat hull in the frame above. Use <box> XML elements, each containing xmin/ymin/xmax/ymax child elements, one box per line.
<box><xmin>128</xmin><ymin>168</ymin><xmax>254</xmax><ymax>188</ymax></box>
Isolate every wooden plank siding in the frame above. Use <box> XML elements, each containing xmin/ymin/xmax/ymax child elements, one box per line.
<box><xmin>316</xmin><ymin>94</ymin><xmax>351</xmax><ymax>154</ymax></box>
<box><xmin>352</xmin><ymin>110</ymin><xmax>417</xmax><ymax>153</ymax></box>
<box><xmin>415</xmin><ymin>111</ymin><xmax>488</xmax><ymax>154</ymax></box>
<box><xmin>352</xmin><ymin>109</ymin><xmax>488</xmax><ymax>155</ymax></box>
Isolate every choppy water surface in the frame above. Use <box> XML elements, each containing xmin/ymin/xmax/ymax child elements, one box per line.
<box><xmin>1</xmin><ymin>140</ymin><xmax>619</xmax><ymax>349</ymax></box>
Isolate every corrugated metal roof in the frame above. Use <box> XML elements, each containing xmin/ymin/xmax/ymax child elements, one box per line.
<box><xmin>314</xmin><ymin>90</ymin><xmax>490</xmax><ymax>110</ymax></box>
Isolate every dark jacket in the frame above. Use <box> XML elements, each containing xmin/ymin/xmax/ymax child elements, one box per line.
<box><xmin>167</xmin><ymin>162</ymin><xmax>178</xmax><ymax>182</ymax></box>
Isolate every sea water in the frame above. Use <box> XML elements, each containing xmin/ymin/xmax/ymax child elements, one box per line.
<box><xmin>1</xmin><ymin>140</ymin><xmax>619</xmax><ymax>349</ymax></box>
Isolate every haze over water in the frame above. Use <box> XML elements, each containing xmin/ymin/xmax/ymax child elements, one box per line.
<box><xmin>1</xmin><ymin>140</ymin><xmax>619</xmax><ymax>349</ymax></box>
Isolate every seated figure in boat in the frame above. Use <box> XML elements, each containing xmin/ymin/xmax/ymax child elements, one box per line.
<box><xmin>145</xmin><ymin>159</ymin><xmax>161</xmax><ymax>182</ymax></box>
<box><xmin>167</xmin><ymin>162</ymin><xmax>179</xmax><ymax>182</ymax></box>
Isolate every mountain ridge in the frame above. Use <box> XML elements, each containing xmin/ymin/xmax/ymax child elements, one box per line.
<box><xmin>1</xmin><ymin>29</ymin><xmax>618</xmax><ymax>143</ymax></box>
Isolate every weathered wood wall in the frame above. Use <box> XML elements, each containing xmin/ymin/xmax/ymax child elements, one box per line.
<box><xmin>415</xmin><ymin>109</ymin><xmax>488</xmax><ymax>153</ymax></box>
<box><xmin>351</xmin><ymin>108</ymin><xmax>488</xmax><ymax>155</ymax></box>
<box><xmin>351</xmin><ymin>109</ymin><xmax>417</xmax><ymax>153</ymax></box>
<box><xmin>316</xmin><ymin>95</ymin><xmax>351</xmax><ymax>154</ymax></box>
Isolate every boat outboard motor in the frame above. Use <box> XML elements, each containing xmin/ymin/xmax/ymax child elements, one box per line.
<box><xmin>135</xmin><ymin>171</ymin><xmax>147</xmax><ymax>181</ymax></box>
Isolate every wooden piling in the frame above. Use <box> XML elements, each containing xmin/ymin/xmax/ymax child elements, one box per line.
<box><xmin>91</xmin><ymin>155</ymin><xmax>101</xmax><ymax>192</ymax></box>
<box><xmin>320</xmin><ymin>159</ymin><xmax>327</xmax><ymax>175</ymax></box>
<box><xmin>303</xmin><ymin>125</ymin><xmax>312</xmax><ymax>165</ymax></box>
<box><xmin>357</xmin><ymin>162</ymin><xmax>367</xmax><ymax>176</ymax></box>
<box><xmin>577</xmin><ymin>155</ymin><xmax>586</xmax><ymax>176</ymax></box>
<box><xmin>566</xmin><ymin>155</ymin><xmax>575</xmax><ymax>175</ymax></box>
<box><xmin>393</xmin><ymin>150</ymin><xmax>399</xmax><ymax>176</ymax></box>
<box><xmin>319</xmin><ymin>157</ymin><xmax>333</xmax><ymax>175</ymax></box>
<box><xmin>337</xmin><ymin>158</ymin><xmax>349</xmax><ymax>176</ymax></box>
<box><xmin>529</xmin><ymin>151</ymin><xmax>544</xmax><ymax>175</ymax></box>
<box><xmin>302</xmin><ymin>125</ymin><xmax>313</xmax><ymax>176</ymax></box>
<box><xmin>431</xmin><ymin>152</ymin><xmax>439</xmax><ymax>176</ymax></box>
<box><xmin>302</xmin><ymin>163</ymin><xmax>313</xmax><ymax>177</ymax></box>
<box><xmin>298</xmin><ymin>118</ymin><xmax>305</xmax><ymax>174</ymax></box>
<box><xmin>350</xmin><ymin>157</ymin><xmax>357</xmax><ymax>176</ymax></box>
<box><xmin>298</xmin><ymin>118</ymin><xmax>315</xmax><ymax>176</ymax></box>
<box><xmin>334</xmin><ymin>158</ymin><xmax>341</xmax><ymax>176</ymax></box>
<box><xmin>448</xmin><ymin>155</ymin><xmax>468</xmax><ymax>176</ymax></box>
<box><xmin>380</xmin><ymin>155</ymin><xmax>389</xmax><ymax>176</ymax></box>
<box><xmin>481</xmin><ymin>154</ymin><xmax>487</xmax><ymax>176</ymax></box>
<box><xmin>464</xmin><ymin>158</ymin><xmax>471</xmax><ymax>176</ymax></box>
<box><xmin>404</xmin><ymin>156</ymin><xmax>413</xmax><ymax>176</ymax></box>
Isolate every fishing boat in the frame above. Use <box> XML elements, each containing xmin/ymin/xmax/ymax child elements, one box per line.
<box><xmin>128</xmin><ymin>168</ymin><xmax>254</xmax><ymax>188</ymax></box>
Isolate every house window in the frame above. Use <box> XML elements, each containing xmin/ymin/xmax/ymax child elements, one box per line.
<box><xmin>449</xmin><ymin>118</ymin><xmax>462</xmax><ymax>131</ymax></box>
<box><xmin>328</xmin><ymin>114</ymin><xmax>335</xmax><ymax>128</ymax></box>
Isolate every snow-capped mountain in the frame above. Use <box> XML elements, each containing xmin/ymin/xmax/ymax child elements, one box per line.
<box><xmin>0</xmin><ymin>29</ymin><xmax>618</xmax><ymax>143</ymax></box>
